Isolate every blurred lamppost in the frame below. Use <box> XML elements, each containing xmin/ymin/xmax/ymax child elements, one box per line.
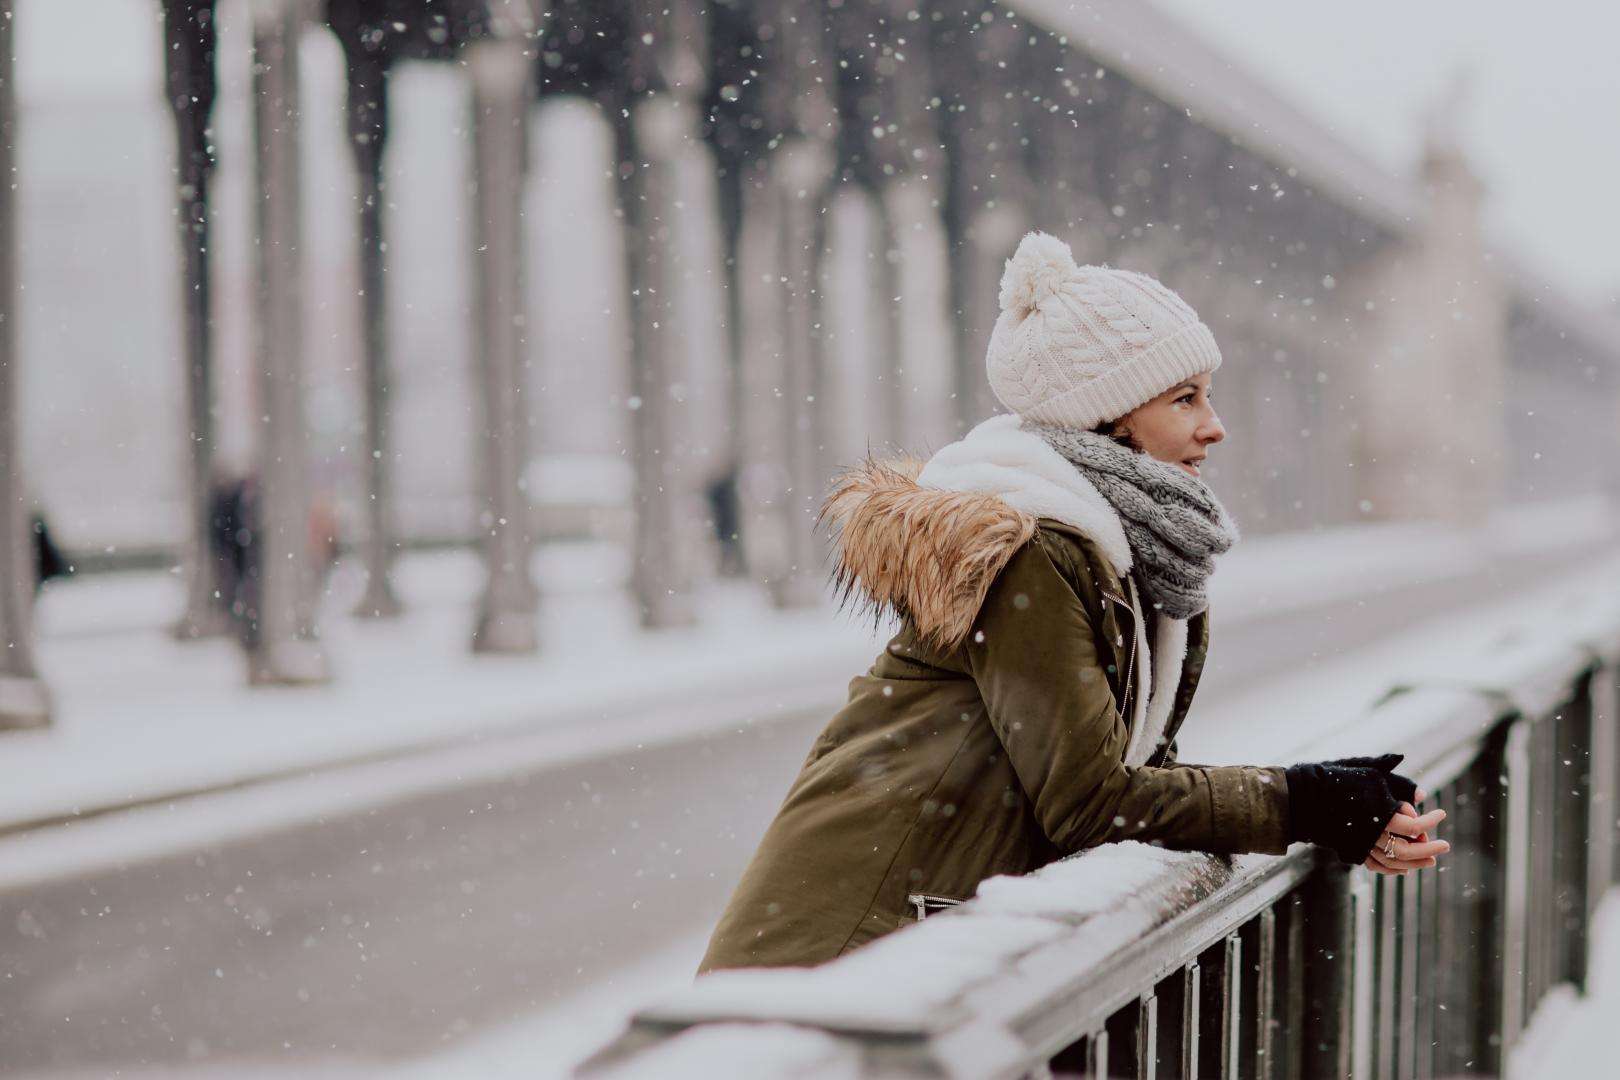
<box><xmin>466</xmin><ymin>1</ymin><xmax>539</xmax><ymax>653</ymax></box>
<box><xmin>336</xmin><ymin>22</ymin><xmax>402</xmax><ymax>619</ymax></box>
<box><xmin>247</xmin><ymin>0</ymin><xmax>329</xmax><ymax>683</ymax></box>
<box><xmin>0</xmin><ymin>0</ymin><xmax>49</xmax><ymax>729</ymax></box>
<box><xmin>161</xmin><ymin>0</ymin><xmax>228</xmax><ymax>640</ymax></box>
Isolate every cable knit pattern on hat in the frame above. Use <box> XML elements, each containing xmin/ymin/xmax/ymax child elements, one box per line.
<box><xmin>986</xmin><ymin>231</ymin><xmax>1223</xmax><ymax>430</ymax></box>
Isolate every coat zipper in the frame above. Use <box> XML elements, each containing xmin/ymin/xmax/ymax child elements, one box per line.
<box><xmin>907</xmin><ymin>893</ymin><xmax>966</xmax><ymax>921</ymax></box>
<box><xmin>1101</xmin><ymin>589</ymin><xmax>1138</xmax><ymax>718</ymax></box>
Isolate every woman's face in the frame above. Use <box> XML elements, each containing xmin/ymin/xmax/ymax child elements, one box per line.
<box><xmin>1116</xmin><ymin>373</ymin><xmax>1226</xmax><ymax>480</ymax></box>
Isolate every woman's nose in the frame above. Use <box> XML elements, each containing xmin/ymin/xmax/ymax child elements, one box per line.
<box><xmin>1200</xmin><ymin>410</ymin><xmax>1226</xmax><ymax>445</ymax></box>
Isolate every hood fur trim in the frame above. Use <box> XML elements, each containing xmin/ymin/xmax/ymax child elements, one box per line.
<box><xmin>820</xmin><ymin>457</ymin><xmax>1036</xmax><ymax>653</ymax></box>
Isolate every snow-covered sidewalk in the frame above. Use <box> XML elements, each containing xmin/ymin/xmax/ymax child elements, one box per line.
<box><xmin>6</xmin><ymin>542</ymin><xmax>881</xmax><ymax>836</ymax></box>
<box><xmin>3</xmin><ymin>493</ymin><xmax>1613</xmax><ymax>840</ymax></box>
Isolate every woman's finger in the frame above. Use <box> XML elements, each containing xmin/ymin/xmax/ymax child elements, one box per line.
<box><xmin>1367</xmin><ymin>845</ymin><xmax>1436</xmax><ymax>872</ymax></box>
<box><xmin>1386</xmin><ymin>835</ymin><xmax>1450</xmax><ymax>861</ymax></box>
<box><xmin>1387</xmin><ymin>808</ymin><xmax>1446</xmax><ymax>838</ymax></box>
<box><xmin>1414</xmin><ymin>789</ymin><xmax>1428</xmax><ymax>805</ymax></box>
<box><xmin>1397</xmin><ymin>804</ymin><xmax>1431</xmax><ymax>843</ymax></box>
<box><xmin>1363</xmin><ymin>855</ymin><xmax>1405</xmax><ymax>876</ymax></box>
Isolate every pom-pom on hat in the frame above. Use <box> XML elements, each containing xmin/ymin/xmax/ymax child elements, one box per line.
<box><xmin>985</xmin><ymin>231</ymin><xmax>1223</xmax><ymax>431</ymax></box>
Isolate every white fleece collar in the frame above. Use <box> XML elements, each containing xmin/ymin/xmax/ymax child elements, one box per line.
<box><xmin>918</xmin><ymin>414</ymin><xmax>1133</xmax><ymax>577</ymax></box>
<box><xmin>918</xmin><ymin>413</ymin><xmax>1189</xmax><ymax>767</ymax></box>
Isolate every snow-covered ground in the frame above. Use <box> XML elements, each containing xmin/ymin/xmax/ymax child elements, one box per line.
<box><xmin>1510</xmin><ymin>894</ymin><xmax>1620</xmax><ymax>1079</ymax></box>
<box><xmin>8</xmin><ymin>541</ymin><xmax>881</xmax><ymax>839</ymax></box>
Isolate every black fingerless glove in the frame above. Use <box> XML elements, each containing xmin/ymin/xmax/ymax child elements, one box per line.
<box><xmin>1283</xmin><ymin>753</ymin><xmax>1420</xmax><ymax>864</ymax></box>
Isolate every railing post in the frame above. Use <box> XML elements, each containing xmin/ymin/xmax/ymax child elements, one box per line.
<box><xmin>0</xmin><ymin>0</ymin><xmax>50</xmax><ymax>730</ymax></box>
<box><xmin>1558</xmin><ymin>676</ymin><xmax>1596</xmax><ymax>992</ymax></box>
<box><xmin>1398</xmin><ymin>866</ymin><xmax>1421</xmax><ymax>1080</ymax></box>
<box><xmin>1136</xmin><ymin>993</ymin><xmax>1159</xmax><ymax>1080</ymax></box>
<box><xmin>1299</xmin><ymin>863</ymin><xmax>1356</xmax><ymax>1079</ymax></box>
<box><xmin>1498</xmin><ymin>720</ymin><xmax>1533</xmax><ymax>1055</ymax></box>
<box><xmin>465</xmin><ymin>11</ymin><xmax>539</xmax><ymax>653</ymax></box>
<box><xmin>246</xmin><ymin>0</ymin><xmax>329</xmax><ymax>684</ymax></box>
<box><xmin>1372</xmin><ymin>872</ymin><xmax>1401</xmax><ymax>1080</ymax></box>
<box><xmin>1254</xmin><ymin>907</ymin><xmax>1277</xmax><ymax>1079</ymax></box>
<box><xmin>1278</xmin><ymin>891</ymin><xmax>1308</xmax><ymax>1080</ymax></box>
<box><xmin>1433</xmin><ymin>746</ymin><xmax>1509</xmax><ymax>1077</ymax></box>
<box><xmin>1415</xmin><ymin>811</ymin><xmax>1443</xmax><ymax>1080</ymax></box>
<box><xmin>1589</xmin><ymin>660</ymin><xmax>1619</xmax><ymax>908</ymax></box>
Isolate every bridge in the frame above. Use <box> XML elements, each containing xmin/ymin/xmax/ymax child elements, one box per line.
<box><xmin>0</xmin><ymin>1</ymin><xmax>1617</xmax><ymax>1077</ymax></box>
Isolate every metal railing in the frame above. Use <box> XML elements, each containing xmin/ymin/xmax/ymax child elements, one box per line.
<box><xmin>579</xmin><ymin>601</ymin><xmax>1620</xmax><ymax>1078</ymax></box>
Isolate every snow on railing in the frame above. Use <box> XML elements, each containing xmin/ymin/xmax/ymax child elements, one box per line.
<box><xmin>577</xmin><ymin>597</ymin><xmax>1620</xmax><ymax>1079</ymax></box>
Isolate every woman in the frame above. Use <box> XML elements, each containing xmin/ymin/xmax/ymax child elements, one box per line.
<box><xmin>699</xmin><ymin>232</ymin><xmax>1449</xmax><ymax>973</ymax></box>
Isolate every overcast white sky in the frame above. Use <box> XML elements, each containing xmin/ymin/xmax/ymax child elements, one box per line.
<box><xmin>1150</xmin><ymin>0</ymin><xmax>1620</xmax><ymax>311</ymax></box>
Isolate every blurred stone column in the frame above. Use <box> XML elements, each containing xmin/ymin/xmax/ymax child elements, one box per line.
<box><xmin>946</xmin><ymin>200</ymin><xmax>1025</xmax><ymax>428</ymax></box>
<box><xmin>0</xmin><ymin>0</ymin><xmax>50</xmax><ymax>730</ymax></box>
<box><xmin>615</xmin><ymin>97</ymin><xmax>700</xmax><ymax>628</ymax></box>
<box><xmin>765</xmin><ymin>139</ymin><xmax>834</xmax><ymax>609</ymax></box>
<box><xmin>879</xmin><ymin>172</ymin><xmax>954</xmax><ymax>452</ymax></box>
<box><xmin>465</xmin><ymin>14</ymin><xmax>538</xmax><ymax>653</ymax></box>
<box><xmin>162</xmin><ymin>0</ymin><xmax>227</xmax><ymax>640</ymax></box>
<box><xmin>933</xmin><ymin>14</ymin><xmax>1031</xmax><ymax>434</ymax></box>
<box><xmin>247</xmin><ymin>0</ymin><xmax>328</xmax><ymax>684</ymax></box>
<box><xmin>869</xmin><ymin>187</ymin><xmax>905</xmax><ymax>451</ymax></box>
<box><xmin>343</xmin><ymin>50</ymin><xmax>402</xmax><ymax>618</ymax></box>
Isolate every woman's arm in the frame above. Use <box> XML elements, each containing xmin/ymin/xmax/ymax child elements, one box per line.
<box><xmin>966</xmin><ymin>534</ymin><xmax>1291</xmax><ymax>856</ymax></box>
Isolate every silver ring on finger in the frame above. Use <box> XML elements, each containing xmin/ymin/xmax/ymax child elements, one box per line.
<box><xmin>1383</xmin><ymin>834</ymin><xmax>1397</xmax><ymax>859</ymax></box>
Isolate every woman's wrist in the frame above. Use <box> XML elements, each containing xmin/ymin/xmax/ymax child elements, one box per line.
<box><xmin>1284</xmin><ymin>754</ymin><xmax>1417</xmax><ymax>864</ymax></box>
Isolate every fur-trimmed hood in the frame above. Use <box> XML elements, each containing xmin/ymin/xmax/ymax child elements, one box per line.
<box><xmin>820</xmin><ymin>414</ymin><xmax>1133</xmax><ymax>653</ymax></box>
<box><xmin>821</xmin><ymin>455</ymin><xmax>1038</xmax><ymax>655</ymax></box>
<box><xmin>820</xmin><ymin>413</ymin><xmax>1192</xmax><ymax>768</ymax></box>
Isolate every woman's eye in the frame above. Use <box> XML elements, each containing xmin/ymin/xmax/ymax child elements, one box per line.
<box><xmin>1178</xmin><ymin>395</ymin><xmax>1195</xmax><ymax>405</ymax></box>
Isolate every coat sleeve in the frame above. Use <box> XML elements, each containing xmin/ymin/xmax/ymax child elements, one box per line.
<box><xmin>965</xmin><ymin>535</ymin><xmax>1290</xmax><ymax>856</ymax></box>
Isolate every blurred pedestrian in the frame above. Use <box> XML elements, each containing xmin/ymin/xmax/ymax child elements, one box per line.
<box><xmin>700</xmin><ymin>232</ymin><xmax>1449</xmax><ymax>974</ymax></box>
<box><xmin>207</xmin><ymin>475</ymin><xmax>343</xmax><ymax>649</ymax></box>
<box><xmin>31</xmin><ymin>510</ymin><xmax>69</xmax><ymax>591</ymax></box>
<box><xmin>705</xmin><ymin>468</ymin><xmax>745</xmax><ymax>577</ymax></box>
<box><xmin>208</xmin><ymin>474</ymin><xmax>260</xmax><ymax>649</ymax></box>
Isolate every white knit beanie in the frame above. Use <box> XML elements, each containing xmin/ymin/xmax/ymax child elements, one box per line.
<box><xmin>985</xmin><ymin>231</ymin><xmax>1223</xmax><ymax>430</ymax></box>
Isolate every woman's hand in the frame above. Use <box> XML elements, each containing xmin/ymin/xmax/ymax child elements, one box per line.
<box><xmin>1362</xmin><ymin>788</ymin><xmax>1450</xmax><ymax>875</ymax></box>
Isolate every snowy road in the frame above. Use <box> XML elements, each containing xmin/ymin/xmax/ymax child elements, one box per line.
<box><xmin>3</xmin><ymin>538</ymin><xmax>1617</xmax><ymax>1078</ymax></box>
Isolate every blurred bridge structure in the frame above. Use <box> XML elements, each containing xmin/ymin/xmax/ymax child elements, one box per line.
<box><xmin>1</xmin><ymin>1</ymin><xmax>1617</xmax><ymax>714</ymax></box>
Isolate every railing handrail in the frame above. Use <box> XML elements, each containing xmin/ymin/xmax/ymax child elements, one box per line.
<box><xmin>581</xmin><ymin>598</ymin><xmax>1620</xmax><ymax>1077</ymax></box>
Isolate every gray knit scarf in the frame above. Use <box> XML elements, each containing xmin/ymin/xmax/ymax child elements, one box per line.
<box><xmin>1023</xmin><ymin>421</ymin><xmax>1240</xmax><ymax>619</ymax></box>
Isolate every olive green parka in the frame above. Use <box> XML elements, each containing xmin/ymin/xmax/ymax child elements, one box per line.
<box><xmin>699</xmin><ymin>441</ymin><xmax>1290</xmax><ymax>974</ymax></box>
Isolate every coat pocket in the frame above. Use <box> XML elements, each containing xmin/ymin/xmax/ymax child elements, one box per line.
<box><xmin>906</xmin><ymin>893</ymin><xmax>967</xmax><ymax>921</ymax></box>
